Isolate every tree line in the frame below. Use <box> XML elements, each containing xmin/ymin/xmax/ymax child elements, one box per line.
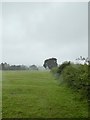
<box><xmin>0</xmin><ymin>56</ymin><xmax>89</xmax><ymax>70</ymax></box>
<box><xmin>0</xmin><ymin>63</ymin><xmax>38</xmax><ymax>70</ymax></box>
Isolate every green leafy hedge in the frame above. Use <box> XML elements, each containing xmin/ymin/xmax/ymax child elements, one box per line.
<box><xmin>51</xmin><ymin>62</ymin><xmax>89</xmax><ymax>99</ymax></box>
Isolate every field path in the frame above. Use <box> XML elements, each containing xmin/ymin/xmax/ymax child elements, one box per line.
<box><xmin>2</xmin><ymin>71</ymin><xmax>88</xmax><ymax>118</ymax></box>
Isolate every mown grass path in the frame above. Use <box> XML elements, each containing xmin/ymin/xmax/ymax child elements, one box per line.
<box><xmin>2</xmin><ymin>71</ymin><xmax>88</xmax><ymax>118</ymax></box>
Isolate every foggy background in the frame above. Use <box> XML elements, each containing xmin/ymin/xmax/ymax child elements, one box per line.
<box><xmin>2</xmin><ymin>2</ymin><xmax>88</xmax><ymax>66</ymax></box>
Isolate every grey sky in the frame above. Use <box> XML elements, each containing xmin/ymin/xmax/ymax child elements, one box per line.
<box><xmin>2</xmin><ymin>2</ymin><xmax>88</xmax><ymax>66</ymax></box>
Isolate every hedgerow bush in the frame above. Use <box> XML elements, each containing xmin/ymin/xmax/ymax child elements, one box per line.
<box><xmin>52</xmin><ymin>62</ymin><xmax>89</xmax><ymax>99</ymax></box>
<box><xmin>51</xmin><ymin>67</ymin><xmax>60</xmax><ymax>79</ymax></box>
<box><xmin>57</xmin><ymin>61</ymin><xmax>70</xmax><ymax>74</ymax></box>
<box><xmin>51</xmin><ymin>67</ymin><xmax>58</xmax><ymax>74</ymax></box>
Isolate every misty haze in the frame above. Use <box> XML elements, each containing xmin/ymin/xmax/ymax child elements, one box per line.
<box><xmin>1</xmin><ymin>2</ymin><xmax>89</xmax><ymax>119</ymax></box>
<box><xmin>2</xmin><ymin>2</ymin><xmax>88</xmax><ymax>66</ymax></box>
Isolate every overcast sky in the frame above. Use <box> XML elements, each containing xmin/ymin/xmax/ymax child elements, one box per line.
<box><xmin>2</xmin><ymin>2</ymin><xmax>88</xmax><ymax>66</ymax></box>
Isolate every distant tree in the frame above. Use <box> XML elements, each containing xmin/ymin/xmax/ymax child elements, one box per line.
<box><xmin>29</xmin><ymin>65</ymin><xmax>38</xmax><ymax>70</ymax></box>
<box><xmin>76</xmin><ymin>56</ymin><xmax>85</xmax><ymax>61</ymax></box>
<box><xmin>4</xmin><ymin>62</ymin><xmax>10</xmax><ymax>70</ymax></box>
<box><xmin>1</xmin><ymin>63</ymin><xmax>4</xmax><ymax>70</ymax></box>
<box><xmin>43</xmin><ymin>58</ymin><xmax>58</xmax><ymax>69</ymax></box>
<box><xmin>76</xmin><ymin>56</ymin><xmax>90</xmax><ymax>65</ymax></box>
<box><xmin>85</xmin><ymin>57</ymin><xmax>90</xmax><ymax>65</ymax></box>
<box><xmin>0</xmin><ymin>62</ymin><xmax>29</xmax><ymax>70</ymax></box>
<box><xmin>0</xmin><ymin>62</ymin><xmax>10</xmax><ymax>70</ymax></box>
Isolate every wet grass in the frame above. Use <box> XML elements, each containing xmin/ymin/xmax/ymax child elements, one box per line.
<box><xmin>2</xmin><ymin>71</ymin><xmax>88</xmax><ymax>118</ymax></box>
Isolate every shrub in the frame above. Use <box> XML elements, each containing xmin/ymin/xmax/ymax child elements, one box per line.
<box><xmin>51</xmin><ymin>67</ymin><xmax>60</xmax><ymax>79</ymax></box>
<box><xmin>51</xmin><ymin>67</ymin><xmax>58</xmax><ymax>74</ymax></box>
<box><xmin>57</xmin><ymin>61</ymin><xmax>70</xmax><ymax>74</ymax></box>
<box><xmin>61</xmin><ymin>64</ymin><xmax>89</xmax><ymax>98</ymax></box>
<box><xmin>52</xmin><ymin>62</ymin><xmax>89</xmax><ymax>99</ymax></box>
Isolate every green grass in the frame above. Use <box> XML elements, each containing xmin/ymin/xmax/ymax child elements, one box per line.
<box><xmin>2</xmin><ymin>71</ymin><xmax>88</xmax><ymax>118</ymax></box>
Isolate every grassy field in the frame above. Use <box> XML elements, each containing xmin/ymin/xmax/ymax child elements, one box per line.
<box><xmin>2</xmin><ymin>71</ymin><xmax>88</xmax><ymax>118</ymax></box>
